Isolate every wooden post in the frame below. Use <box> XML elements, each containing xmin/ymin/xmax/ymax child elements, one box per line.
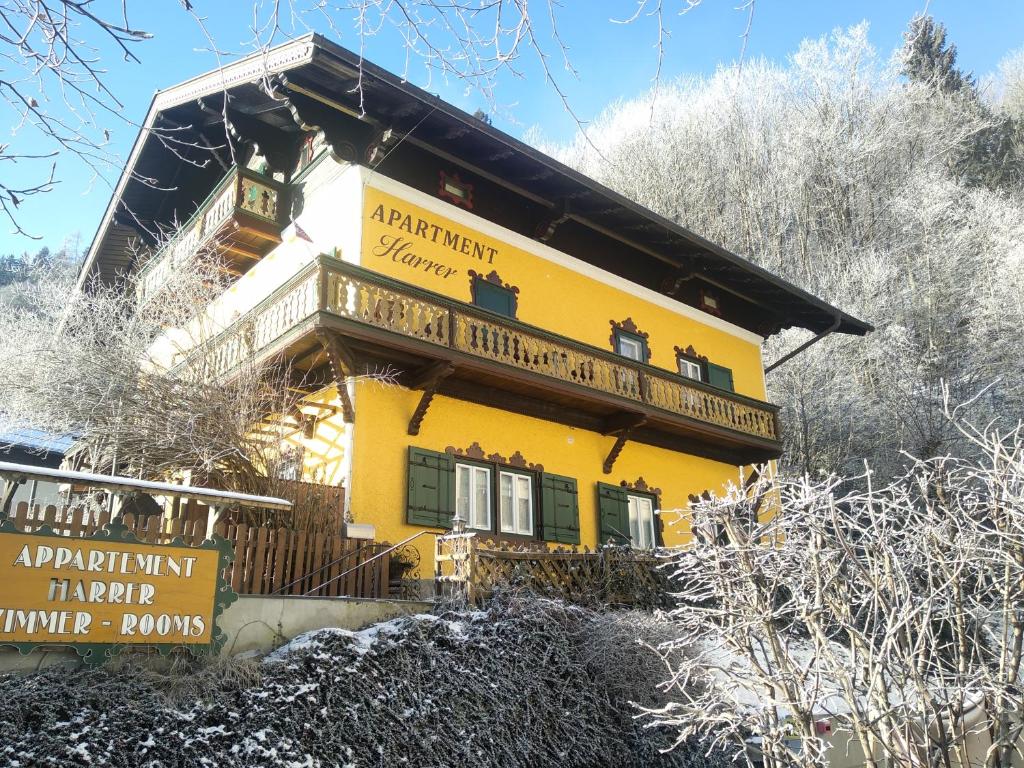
<box><xmin>0</xmin><ymin>475</ymin><xmax>26</xmax><ymax>519</ymax></box>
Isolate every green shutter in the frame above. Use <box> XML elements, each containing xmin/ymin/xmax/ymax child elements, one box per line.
<box><xmin>474</xmin><ymin>281</ymin><xmax>516</xmax><ymax>317</ymax></box>
<box><xmin>406</xmin><ymin>447</ymin><xmax>454</xmax><ymax>528</ymax></box>
<box><xmin>706</xmin><ymin>363</ymin><xmax>734</xmax><ymax>392</ymax></box>
<box><xmin>597</xmin><ymin>482</ymin><xmax>630</xmax><ymax>546</ymax></box>
<box><xmin>540</xmin><ymin>473</ymin><xmax>580</xmax><ymax>544</ymax></box>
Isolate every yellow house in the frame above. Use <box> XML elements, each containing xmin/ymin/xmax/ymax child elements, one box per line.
<box><xmin>78</xmin><ymin>36</ymin><xmax>870</xmax><ymax>566</ymax></box>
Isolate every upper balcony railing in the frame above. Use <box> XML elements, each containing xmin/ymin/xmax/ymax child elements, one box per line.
<box><xmin>184</xmin><ymin>256</ymin><xmax>780</xmax><ymax>446</ymax></box>
<box><xmin>136</xmin><ymin>166</ymin><xmax>287</xmax><ymax>304</ymax></box>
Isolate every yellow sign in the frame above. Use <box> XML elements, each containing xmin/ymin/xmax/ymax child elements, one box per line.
<box><xmin>0</xmin><ymin>529</ymin><xmax>223</xmax><ymax>647</ymax></box>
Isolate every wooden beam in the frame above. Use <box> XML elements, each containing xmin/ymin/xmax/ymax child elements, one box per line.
<box><xmin>407</xmin><ymin>390</ymin><xmax>437</xmax><ymax>437</ymax></box>
<box><xmin>235</xmin><ymin>223</ymin><xmax>283</xmax><ymax>243</ymax></box>
<box><xmin>224</xmin><ymin>242</ymin><xmax>265</xmax><ymax>261</ymax></box>
<box><xmin>407</xmin><ymin>359</ymin><xmax>455</xmax><ymax>390</ymax></box>
<box><xmin>603</xmin><ymin>433</ymin><xmax>630</xmax><ymax>475</ymax></box>
<box><xmin>316</xmin><ymin>329</ymin><xmax>356</xmax><ymax>423</ymax></box>
<box><xmin>600</xmin><ymin>411</ymin><xmax>647</xmax><ymax>436</ymax></box>
<box><xmin>406</xmin><ymin>361</ymin><xmax>454</xmax><ymax>436</ymax></box>
<box><xmin>211</xmin><ymin>263</ymin><xmax>243</xmax><ymax>277</ymax></box>
<box><xmin>602</xmin><ymin>412</ymin><xmax>646</xmax><ymax>474</ymax></box>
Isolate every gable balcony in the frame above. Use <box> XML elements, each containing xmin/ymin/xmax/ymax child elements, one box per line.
<box><xmin>182</xmin><ymin>255</ymin><xmax>781</xmax><ymax>467</ymax></box>
<box><xmin>135</xmin><ymin>166</ymin><xmax>289</xmax><ymax>303</ymax></box>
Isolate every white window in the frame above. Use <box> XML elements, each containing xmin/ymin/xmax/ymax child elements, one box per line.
<box><xmin>678</xmin><ymin>358</ymin><xmax>703</xmax><ymax>381</ymax></box>
<box><xmin>627</xmin><ymin>494</ymin><xmax>656</xmax><ymax>549</ymax></box>
<box><xmin>499</xmin><ymin>471</ymin><xmax>533</xmax><ymax>535</ymax></box>
<box><xmin>456</xmin><ymin>464</ymin><xmax>491</xmax><ymax>530</ymax></box>
<box><xmin>616</xmin><ymin>334</ymin><xmax>644</xmax><ymax>361</ymax></box>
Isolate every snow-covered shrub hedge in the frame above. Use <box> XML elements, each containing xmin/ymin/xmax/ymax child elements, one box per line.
<box><xmin>0</xmin><ymin>593</ymin><xmax>726</xmax><ymax>768</ymax></box>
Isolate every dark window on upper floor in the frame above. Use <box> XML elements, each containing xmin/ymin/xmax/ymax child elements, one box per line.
<box><xmin>473</xmin><ymin>280</ymin><xmax>517</xmax><ymax>317</ymax></box>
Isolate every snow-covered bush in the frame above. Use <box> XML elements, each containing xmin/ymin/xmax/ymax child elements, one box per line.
<box><xmin>0</xmin><ymin>594</ymin><xmax>727</xmax><ymax>768</ymax></box>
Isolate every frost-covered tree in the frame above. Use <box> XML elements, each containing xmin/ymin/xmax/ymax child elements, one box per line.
<box><xmin>0</xmin><ymin>243</ymin><xmax>330</xmax><ymax>499</ymax></box>
<box><xmin>543</xmin><ymin>22</ymin><xmax>1024</xmax><ymax>480</ymax></box>
<box><xmin>648</xmin><ymin>416</ymin><xmax>1024</xmax><ymax>768</ymax></box>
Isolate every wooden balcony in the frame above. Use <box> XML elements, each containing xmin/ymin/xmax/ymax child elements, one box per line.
<box><xmin>136</xmin><ymin>166</ymin><xmax>288</xmax><ymax>303</ymax></box>
<box><xmin>187</xmin><ymin>256</ymin><xmax>782</xmax><ymax>466</ymax></box>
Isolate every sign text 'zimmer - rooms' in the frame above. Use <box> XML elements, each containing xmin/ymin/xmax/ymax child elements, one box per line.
<box><xmin>0</xmin><ymin>533</ymin><xmax>220</xmax><ymax>646</ymax></box>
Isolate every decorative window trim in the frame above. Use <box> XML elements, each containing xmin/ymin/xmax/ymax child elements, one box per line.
<box><xmin>438</xmin><ymin>170</ymin><xmax>474</xmax><ymax>210</ymax></box>
<box><xmin>619</xmin><ymin>476</ymin><xmax>663</xmax><ymax>501</ymax></box>
<box><xmin>609</xmin><ymin>317</ymin><xmax>651</xmax><ymax>363</ymax></box>
<box><xmin>469</xmin><ymin>269</ymin><xmax>519</xmax><ymax>317</ymax></box>
<box><xmin>674</xmin><ymin>344</ymin><xmax>709</xmax><ymax>381</ymax></box>
<box><xmin>445</xmin><ymin>442</ymin><xmax>544</xmax><ymax>473</ymax></box>
<box><xmin>621</xmin><ymin>478</ymin><xmax>663</xmax><ymax>548</ymax></box>
<box><xmin>446</xmin><ymin>443</ymin><xmax>541</xmax><ymax>541</ymax></box>
<box><xmin>698</xmin><ymin>288</ymin><xmax>722</xmax><ymax>317</ymax></box>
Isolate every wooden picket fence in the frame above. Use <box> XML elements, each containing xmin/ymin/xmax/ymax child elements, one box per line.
<box><xmin>436</xmin><ymin>534</ymin><xmax>671</xmax><ymax>609</ymax></box>
<box><xmin>6</xmin><ymin>501</ymin><xmax>390</xmax><ymax>599</ymax></box>
<box><xmin>174</xmin><ymin>478</ymin><xmax>346</xmax><ymax>533</ymax></box>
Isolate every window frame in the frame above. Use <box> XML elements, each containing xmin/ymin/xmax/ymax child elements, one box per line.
<box><xmin>454</xmin><ymin>459</ymin><xmax>538</xmax><ymax>540</ymax></box>
<box><xmin>613</xmin><ymin>329</ymin><xmax>649</xmax><ymax>363</ymax></box>
<box><xmin>626</xmin><ymin>492</ymin><xmax>658</xmax><ymax>550</ymax></box>
<box><xmin>438</xmin><ymin>170</ymin><xmax>474</xmax><ymax>210</ymax></box>
<box><xmin>276</xmin><ymin>447</ymin><xmax>305</xmax><ymax>481</ymax></box>
<box><xmin>498</xmin><ymin>469</ymin><xmax>535</xmax><ymax>537</ymax></box>
<box><xmin>472</xmin><ymin>279</ymin><xmax>517</xmax><ymax>318</ymax></box>
<box><xmin>455</xmin><ymin>461</ymin><xmax>492</xmax><ymax>532</ymax></box>
<box><xmin>676</xmin><ymin>354</ymin><xmax>705</xmax><ymax>382</ymax></box>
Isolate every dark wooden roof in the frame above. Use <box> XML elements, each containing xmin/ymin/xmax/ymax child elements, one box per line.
<box><xmin>80</xmin><ymin>34</ymin><xmax>872</xmax><ymax>337</ymax></box>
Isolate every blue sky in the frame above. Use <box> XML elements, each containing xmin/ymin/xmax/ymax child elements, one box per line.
<box><xmin>2</xmin><ymin>0</ymin><xmax>1021</xmax><ymax>254</ymax></box>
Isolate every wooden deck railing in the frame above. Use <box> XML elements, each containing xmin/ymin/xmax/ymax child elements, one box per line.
<box><xmin>136</xmin><ymin>166</ymin><xmax>287</xmax><ymax>303</ymax></box>
<box><xmin>186</xmin><ymin>255</ymin><xmax>779</xmax><ymax>442</ymax></box>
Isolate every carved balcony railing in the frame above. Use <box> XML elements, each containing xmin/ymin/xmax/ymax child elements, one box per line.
<box><xmin>136</xmin><ymin>166</ymin><xmax>288</xmax><ymax>304</ymax></box>
<box><xmin>182</xmin><ymin>256</ymin><xmax>779</xmax><ymax>446</ymax></box>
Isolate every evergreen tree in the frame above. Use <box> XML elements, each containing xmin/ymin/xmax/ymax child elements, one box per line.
<box><xmin>902</xmin><ymin>15</ymin><xmax>1022</xmax><ymax>189</ymax></box>
<box><xmin>902</xmin><ymin>15</ymin><xmax>973</xmax><ymax>94</ymax></box>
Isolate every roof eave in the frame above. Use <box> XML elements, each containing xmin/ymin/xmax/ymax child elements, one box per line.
<box><xmin>78</xmin><ymin>35</ymin><xmax>319</xmax><ymax>288</ymax></box>
<box><xmin>309</xmin><ymin>35</ymin><xmax>872</xmax><ymax>337</ymax></box>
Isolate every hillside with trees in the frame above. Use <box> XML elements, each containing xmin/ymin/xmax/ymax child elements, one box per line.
<box><xmin>544</xmin><ymin>17</ymin><xmax>1024</xmax><ymax>481</ymax></box>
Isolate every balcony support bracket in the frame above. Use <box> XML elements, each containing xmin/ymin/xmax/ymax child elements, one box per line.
<box><xmin>601</xmin><ymin>412</ymin><xmax>647</xmax><ymax>475</ymax></box>
<box><xmin>407</xmin><ymin>361</ymin><xmax>455</xmax><ymax>436</ymax></box>
<box><xmin>317</xmin><ymin>330</ymin><xmax>357</xmax><ymax>423</ymax></box>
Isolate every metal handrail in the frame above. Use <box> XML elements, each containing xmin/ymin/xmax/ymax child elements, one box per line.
<box><xmin>271</xmin><ymin>537</ymin><xmax>382</xmax><ymax>595</ymax></box>
<box><xmin>302</xmin><ymin>529</ymin><xmax>435</xmax><ymax>597</ymax></box>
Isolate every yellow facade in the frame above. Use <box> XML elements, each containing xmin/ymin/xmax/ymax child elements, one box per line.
<box><xmin>362</xmin><ymin>187</ymin><xmax>767</xmax><ymax>400</ymax></box>
<box><xmin>294</xmin><ymin>181</ymin><xmax>771</xmax><ymax>564</ymax></box>
<box><xmin>348</xmin><ymin>383</ymin><xmax>746</xmax><ymax>556</ymax></box>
